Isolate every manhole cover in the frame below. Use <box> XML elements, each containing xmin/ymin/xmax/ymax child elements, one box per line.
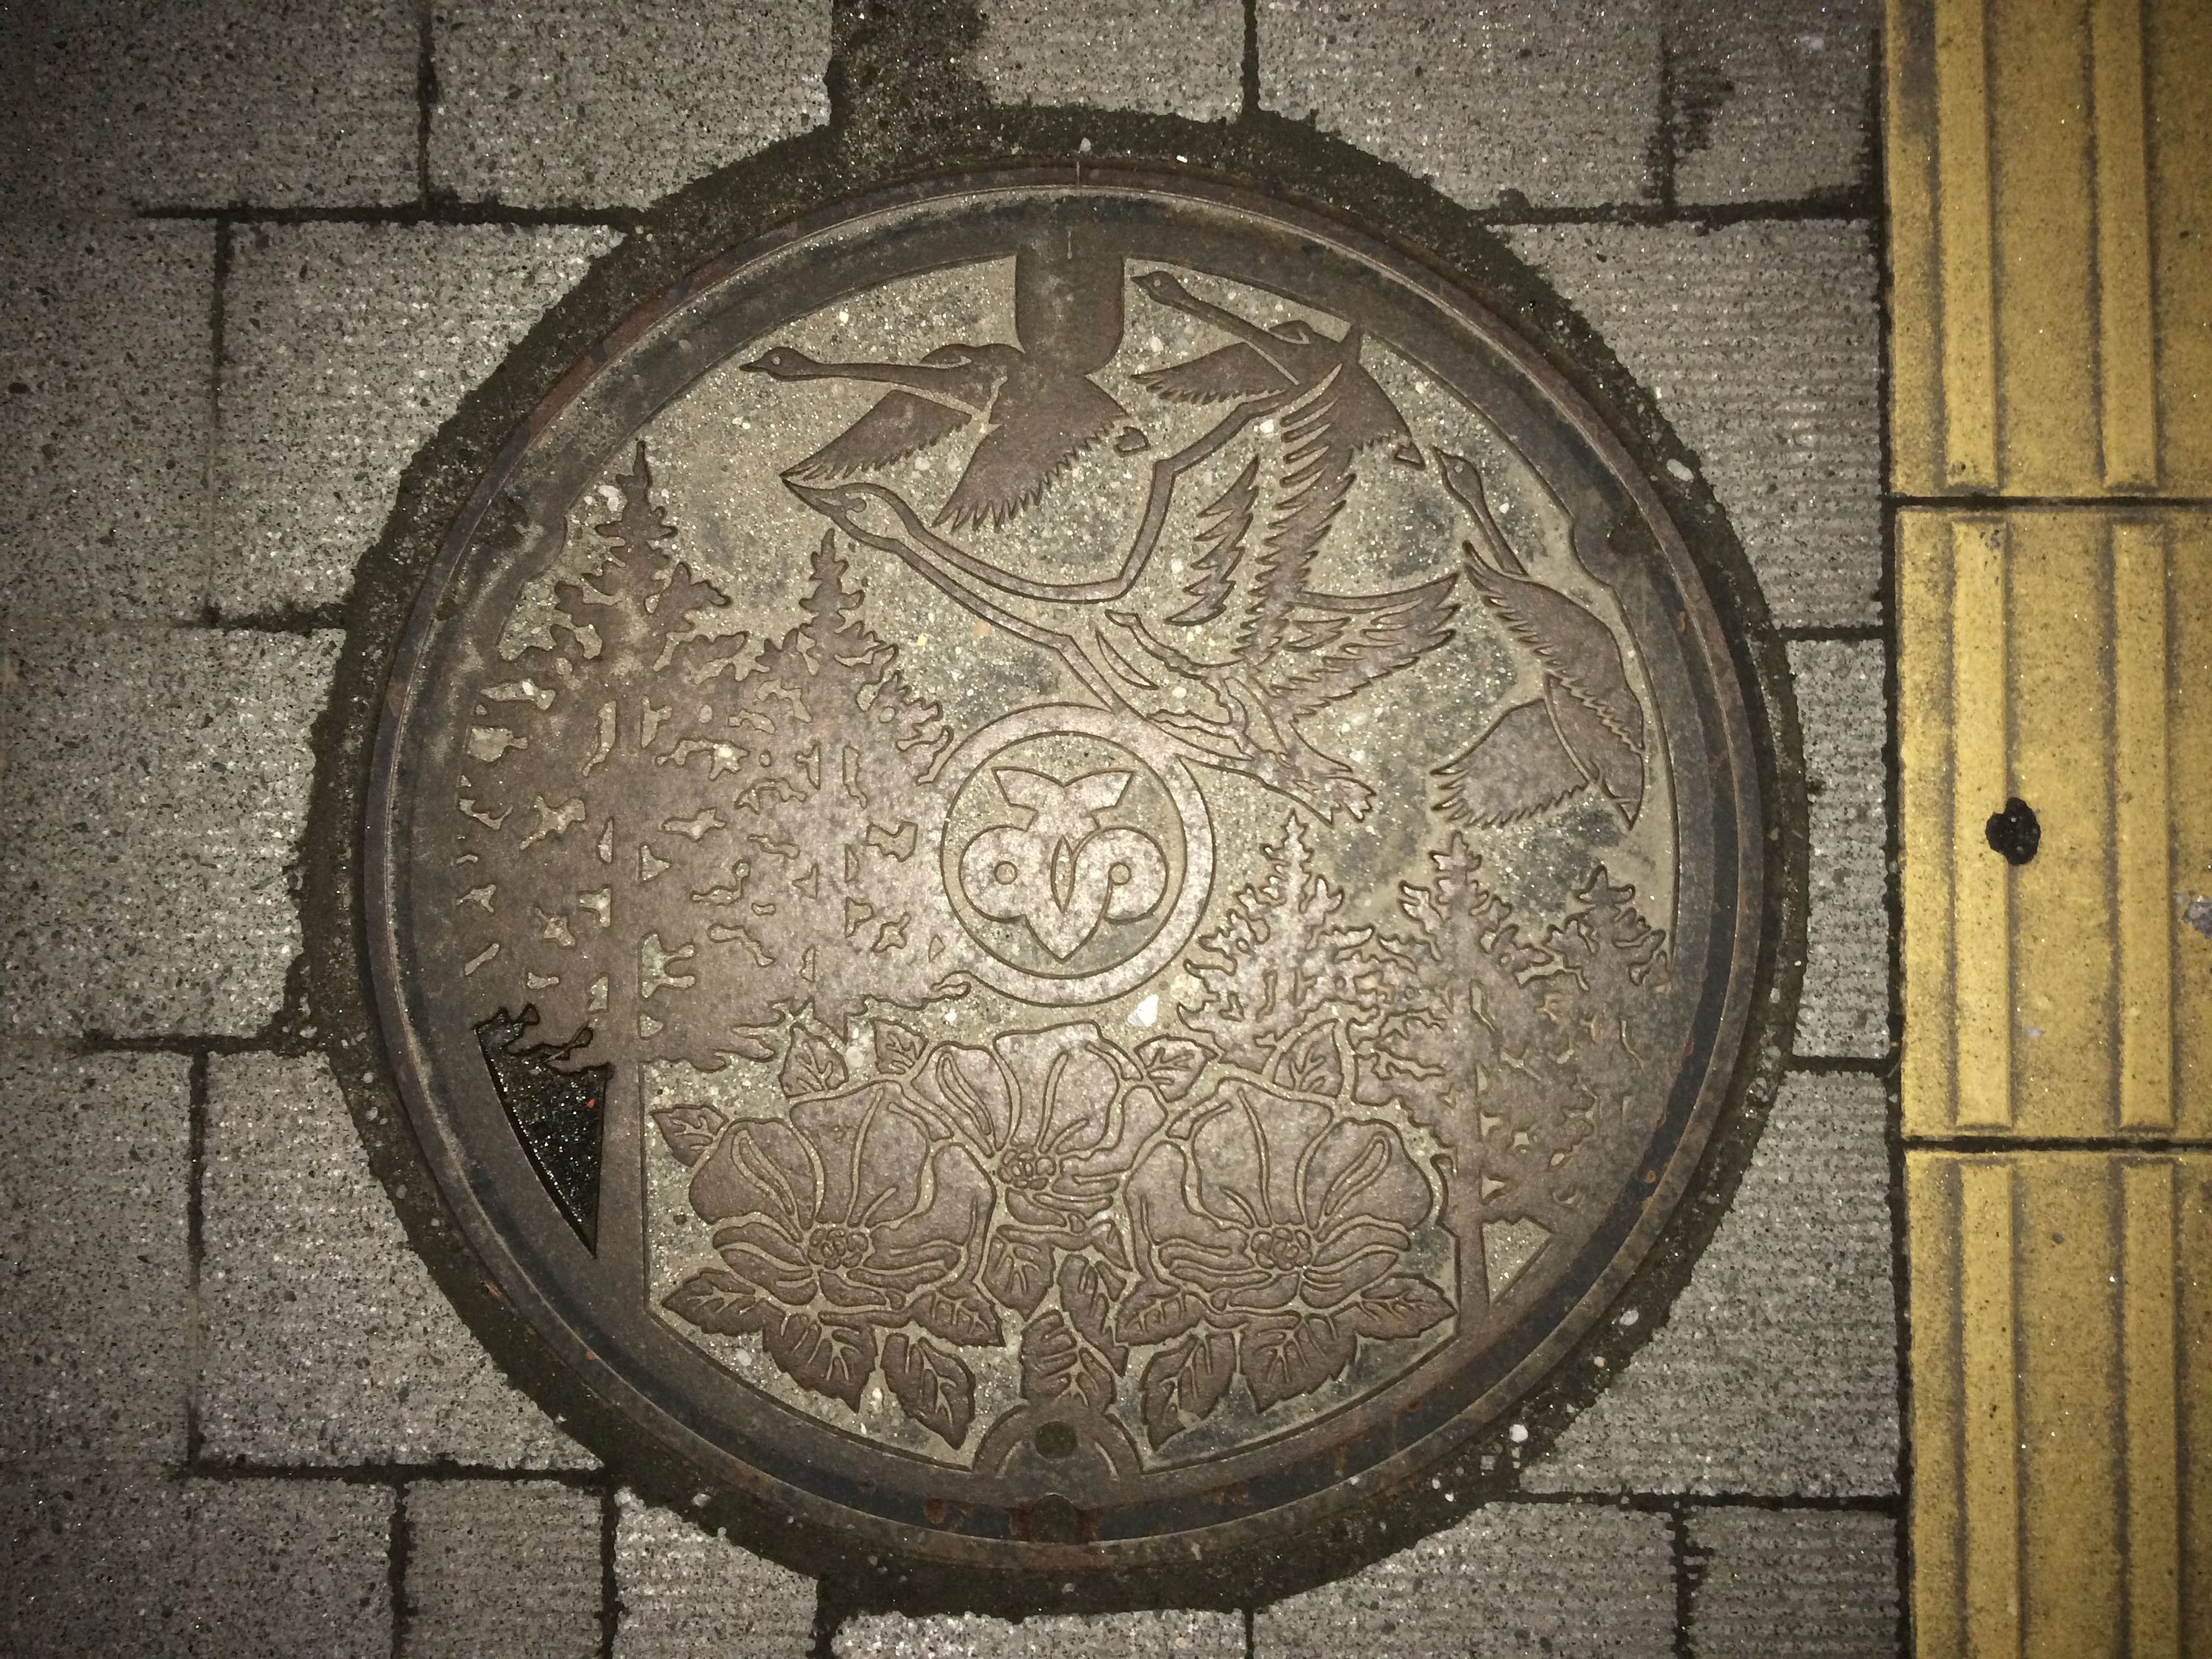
<box><xmin>362</xmin><ymin>173</ymin><xmax>1770</xmax><ymax>1568</ymax></box>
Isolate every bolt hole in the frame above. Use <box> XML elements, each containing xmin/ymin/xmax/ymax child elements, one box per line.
<box><xmin>1985</xmin><ymin>798</ymin><xmax>2040</xmax><ymax>865</ymax></box>
<box><xmin>1033</xmin><ymin>1420</ymin><xmax>1079</xmax><ymax>1459</ymax></box>
<box><xmin>1028</xmin><ymin>1493</ymin><xmax>1082</xmax><ymax>1543</ymax></box>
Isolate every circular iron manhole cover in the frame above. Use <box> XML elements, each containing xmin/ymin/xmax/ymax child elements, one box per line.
<box><xmin>362</xmin><ymin>173</ymin><xmax>1771</xmax><ymax>1570</ymax></box>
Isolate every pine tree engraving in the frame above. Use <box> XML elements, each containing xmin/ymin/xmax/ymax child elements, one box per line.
<box><xmin>447</xmin><ymin>439</ymin><xmax>760</xmax><ymax>1070</ymax></box>
<box><xmin>1369</xmin><ymin>839</ymin><xmax>1669</xmax><ymax>1238</ymax></box>
<box><xmin>665</xmin><ymin>532</ymin><xmax>960</xmax><ymax>1038</ymax></box>
<box><xmin>1176</xmin><ymin>819</ymin><xmax>1669</xmax><ymax>1245</ymax></box>
<box><xmin>1178</xmin><ymin>814</ymin><xmax>1380</xmax><ymax>1084</ymax></box>
<box><xmin>445</xmin><ymin>436</ymin><xmax>967</xmax><ymax>1078</ymax></box>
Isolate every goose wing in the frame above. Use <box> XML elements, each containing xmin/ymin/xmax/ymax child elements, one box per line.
<box><xmin>1166</xmin><ymin>456</ymin><xmax>1260</xmax><ymax>625</ymax></box>
<box><xmin>1232</xmin><ymin>364</ymin><xmax>1363</xmax><ymax>658</ymax></box>
<box><xmin>785</xmin><ymin>392</ymin><xmax>971</xmax><ymax>483</ymax></box>
<box><xmin>1544</xmin><ymin>677</ymin><xmax>1645</xmax><ymax>826</ymax></box>
<box><xmin>1433</xmin><ymin>699</ymin><xmax>1591</xmax><ymax>827</ymax></box>
<box><xmin>1458</xmin><ymin>552</ymin><xmax>1643</xmax><ymax>757</ymax></box>
<box><xmin>1265</xmin><ymin>574</ymin><xmax>1459</xmax><ymax>715</ymax></box>
<box><xmin>936</xmin><ymin>368</ymin><xmax>1133</xmax><ymax>532</ymax></box>
<box><xmin>1135</xmin><ymin>343</ymin><xmax>1293</xmax><ymax>405</ymax></box>
<box><xmin>1307</xmin><ymin>349</ymin><xmax>1416</xmax><ymax>456</ymax></box>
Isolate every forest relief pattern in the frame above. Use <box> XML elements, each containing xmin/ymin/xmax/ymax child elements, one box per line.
<box><xmin>439</xmin><ymin>263</ymin><xmax>1674</xmax><ymax>1468</ymax></box>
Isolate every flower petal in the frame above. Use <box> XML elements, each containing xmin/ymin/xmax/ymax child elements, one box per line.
<box><xmin>875</xmin><ymin>1141</ymin><xmax>994</xmax><ymax>1262</ymax></box>
<box><xmin>1062</xmin><ymin>1077</ymin><xmax>1167</xmax><ymax>1182</ymax></box>
<box><xmin>1189</xmin><ymin>1081</ymin><xmax>1332</xmax><ymax>1229</ymax></box>
<box><xmin>817</xmin><ymin>1269</ymin><xmax>897</xmax><ymax>1310</ymax></box>
<box><xmin>910</xmin><ymin>1043</ymin><xmax>1015</xmax><ymax>1151</ymax></box>
<box><xmin>1037</xmin><ymin>1042</ymin><xmax>1123</xmax><ymax>1158</ymax></box>
<box><xmin>852</xmin><ymin>1242</ymin><xmax>961</xmax><ymax>1297</ymax></box>
<box><xmin>1006</xmin><ymin>1188</ymin><xmax>1089</xmax><ymax>1232</ymax></box>
<box><xmin>988</xmin><ymin>1024</ymin><xmax>1107</xmax><ymax>1147</ymax></box>
<box><xmin>1299</xmin><ymin>1118</ymin><xmax>1432</xmax><ymax>1235</ymax></box>
<box><xmin>792</xmin><ymin>1084</ymin><xmax>924</xmax><ymax>1229</ymax></box>
<box><xmin>1127</xmin><ymin>1140</ymin><xmax>1239</xmax><ymax>1274</ymax></box>
<box><xmin>1298</xmin><ymin>1245</ymin><xmax>1399</xmax><ymax>1309</ymax></box>
<box><xmin>1158</xmin><ymin>1239</ymin><xmax>1266</xmax><ymax>1296</ymax></box>
<box><xmin>1214</xmin><ymin>1271</ymin><xmax>1302</xmax><ymax>1313</ymax></box>
<box><xmin>714</xmin><ymin>1244</ymin><xmax>817</xmax><ymax>1306</ymax></box>
<box><xmin>689</xmin><ymin>1115</ymin><xmax>817</xmax><ymax>1234</ymax></box>
<box><xmin>710</xmin><ymin>1217</ymin><xmax>807</xmax><ymax>1265</ymax></box>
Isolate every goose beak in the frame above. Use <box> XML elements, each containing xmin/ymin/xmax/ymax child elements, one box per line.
<box><xmin>1391</xmin><ymin>441</ymin><xmax>1425</xmax><ymax>469</ymax></box>
<box><xmin>782</xmin><ymin>476</ymin><xmax>843</xmax><ymax>517</ymax></box>
<box><xmin>740</xmin><ymin>350</ymin><xmax>807</xmax><ymax>378</ymax></box>
<box><xmin>1436</xmin><ymin>449</ymin><xmax>1488</xmax><ymax>513</ymax></box>
<box><xmin>782</xmin><ymin>476</ymin><xmax>912</xmax><ymax>551</ymax></box>
<box><xmin>1133</xmin><ymin>271</ymin><xmax>1194</xmax><ymax>309</ymax></box>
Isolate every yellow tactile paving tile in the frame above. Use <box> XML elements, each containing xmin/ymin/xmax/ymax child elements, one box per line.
<box><xmin>1899</xmin><ymin>507</ymin><xmax>2212</xmax><ymax>1139</ymax></box>
<box><xmin>1907</xmin><ymin>1153</ymin><xmax>2212</xmax><ymax>1659</ymax></box>
<box><xmin>1887</xmin><ymin>0</ymin><xmax>2212</xmax><ymax>497</ymax></box>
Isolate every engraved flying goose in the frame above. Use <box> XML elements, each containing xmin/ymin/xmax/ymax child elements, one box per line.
<box><xmin>744</xmin><ymin>241</ymin><xmax>1148</xmax><ymax>533</ymax></box>
<box><xmin>1105</xmin><ymin>359</ymin><xmax>1459</xmax><ymax>823</ymax></box>
<box><xmin>779</xmin><ymin>272</ymin><xmax>1457</xmax><ymax>822</ymax></box>
<box><xmin>1131</xmin><ymin>271</ymin><xmax>1426</xmax><ymax>476</ymax></box>
<box><xmin>1430</xmin><ymin>451</ymin><xmax>1645</xmax><ymax>829</ymax></box>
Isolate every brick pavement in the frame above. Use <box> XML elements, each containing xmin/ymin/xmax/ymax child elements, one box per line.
<box><xmin>0</xmin><ymin>3</ymin><xmax>1894</xmax><ymax>1653</ymax></box>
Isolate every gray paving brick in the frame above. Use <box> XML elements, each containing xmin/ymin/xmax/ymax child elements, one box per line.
<box><xmin>0</xmin><ymin>223</ymin><xmax>214</xmax><ymax>625</ymax></box>
<box><xmin>1253</xmin><ymin>1502</ymin><xmax>1673</xmax><ymax>1658</ymax></box>
<box><xmin>215</xmin><ymin>223</ymin><xmax>616</xmax><ymax>613</ymax></box>
<box><xmin>976</xmin><ymin>0</ymin><xmax>1243</xmax><ymax>121</ymax></box>
<box><xmin>1688</xmin><ymin>1508</ymin><xmax>1899</xmax><ymax>1656</ymax></box>
<box><xmin>1</xmin><ymin>1471</ymin><xmax>194</xmax><ymax>1657</ymax></box>
<box><xmin>0</xmin><ymin>1051</ymin><xmax>190</xmax><ymax>1462</ymax></box>
<box><xmin>1259</xmin><ymin>0</ymin><xmax>1661</xmax><ymax>209</ymax></box>
<box><xmin>613</xmin><ymin>1492</ymin><xmax>815</xmax><ymax>1658</ymax></box>
<box><xmin>1670</xmin><ymin>0</ymin><xmax>1879</xmax><ymax>206</ymax></box>
<box><xmin>1792</xmin><ymin>639</ymin><xmax>1890</xmax><ymax>1058</ymax></box>
<box><xmin>1506</xmin><ymin>220</ymin><xmax>1881</xmax><ymax>629</ymax></box>
<box><xmin>187</xmin><ymin>1480</ymin><xmax>392</xmax><ymax>1659</ymax></box>
<box><xmin>1524</xmin><ymin>1071</ymin><xmax>1898</xmax><ymax>1496</ymax></box>
<box><xmin>0</xmin><ymin>629</ymin><xmax>338</xmax><ymax>1039</ymax></box>
<box><xmin>404</xmin><ymin>1481</ymin><xmax>603</xmax><ymax>1659</ymax></box>
<box><xmin>835</xmin><ymin>1610</ymin><xmax>1244</xmax><ymax>1658</ymax></box>
<box><xmin>0</xmin><ymin>0</ymin><xmax>418</xmax><ymax>215</ymax></box>
<box><xmin>200</xmin><ymin>1052</ymin><xmax>590</xmax><ymax>1467</ymax></box>
<box><xmin>428</xmin><ymin>1</ymin><xmax>829</xmax><ymax>207</ymax></box>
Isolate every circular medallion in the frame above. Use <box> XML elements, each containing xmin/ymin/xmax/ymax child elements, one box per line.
<box><xmin>941</xmin><ymin>703</ymin><xmax>1213</xmax><ymax>1001</ymax></box>
<box><xmin>361</xmin><ymin>173</ymin><xmax>1775</xmax><ymax>1571</ymax></box>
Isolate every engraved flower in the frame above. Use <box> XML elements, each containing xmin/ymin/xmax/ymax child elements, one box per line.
<box><xmin>1130</xmin><ymin>1079</ymin><xmax>1435</xmax><ymax>1312</ymax></box>
<box><xmin>1119</xmin><ymin>1078</ymin><xmax>1453</xmax><ymax>1416</ymax></box>
<box><xmin>675</xmin><ymin>1082</ymin><xmax>996</xmax><ymax>1411</ymax></box>
<box><xmin>907</xmin><ymin>1023</ymin><xmax>1167</xmax><ymax>1240</ymax></box>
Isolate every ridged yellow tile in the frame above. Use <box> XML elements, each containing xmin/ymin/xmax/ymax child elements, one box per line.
<box><xmin>1906</xmin><ymin>1152</ymin><xmax>2211</xmax><ymax>1659</ymax></box>
<box><xmin>1888</xmin><ymin>0</ymin><xmax>2212</xmax><ymax>495</ymax></box>
<box><xmin>2174</xmin><ymin>536</ymin><xmax>2212</xmax><ymax>1130</ymax></box>
<box><xmin>2005</xmin><ymin>519</ymin><xmax>2114</xmax><ymax>1130</ymax></box>
<box><xmin>2148</xmin><ymin>0</ymin><xmax>2212</xmax><ymax>491</ymax></box>
<box><xmin>1899</xmin><ymin>508</ymin><xmax>2211</xmax><ymax>1138</ymax></box>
